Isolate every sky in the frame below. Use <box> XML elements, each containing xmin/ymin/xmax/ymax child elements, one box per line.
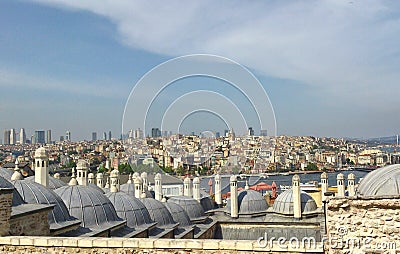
<box><xmin>1</xmin><ymin>0</ymin><xmax>400</xmax><ymax>141</ymax></box>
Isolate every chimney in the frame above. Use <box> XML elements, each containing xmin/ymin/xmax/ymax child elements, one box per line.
<box><xmin>34</xmin><ymin>147</ymin><xmax>49</xmax><ymax>187</ymax></box>
<box><xmin>292</xmin><ymin>174</ymin><xmax>301</xmax><ymax>220</ymax></box>
<box><xmin>230</xmin><ymin>175</ymin><xmax>238</xmax><ymax>218</ymax></box>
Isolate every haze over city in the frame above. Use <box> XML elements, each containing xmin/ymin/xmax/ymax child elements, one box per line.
<box><xmin>1</xmin><ymin>0</ymin><xmax>400</xmax><ymax>140</ymax></box>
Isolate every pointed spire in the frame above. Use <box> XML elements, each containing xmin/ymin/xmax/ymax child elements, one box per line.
<box><xmin>245</xmin><ymin>180</ymin><xmax>249</xmax><ymax>190</ymax></box>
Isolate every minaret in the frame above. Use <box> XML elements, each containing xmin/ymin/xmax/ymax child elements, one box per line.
<box><xmin>293</xmin><ymin>174</ymin><xmax>302</xmax><ymax>220</ymax></box>
<box><xmin>193</xmin><ymin>177</ymin><xmax>201</xmax><ymax>202</ymax></box>
<box><xmin>155</xmin><ymin>173</ymin><xmax>162</xmax><ymax>201</ymax></box>
<box><xmin>76</xmin><ymin>160</ymin><xmax>88</xmax><ymax>186</ymax></box>
<box><xmin>184</xmin><ymin>176</ymin><xmax>192</xmax><ymax>197</ymax></box>
<box><xmin>215</xmin><ymin>174</ymin><xmax>222</xmax><ymax>207</ymax></box>
<box><xmin>321</xmin><ymin>172</ymin><xmax>328</xmax><ymax>201</ymax></box>
<box><xmin>34</xmin><ymin>147</ymin><xmax>49</xmax><ymax>187</ymax></box>
<box><xmin>96</xmin><ymin>173</ymin><xmax>104</xmax><ymax>188</ymax></box>
<box><xmin>141</xmin><ymin>172</ymin><xmax>148</xmax><ymax>192</ymax></box>
<box><xmin>337</xmin><ymin>173</ymin><xmax>345</xmax><ymax>197</ymax></box>
<box><xmin>110</xmin><ymin>169</ymin><xmax>119</xmax><ymax>192</ymax></box>
<box><xmin>230</xmin><ymin>175</ymin><xmax>238</xmax><ymax>218</ymax></box>
<box><xmin>134</xmin><ymin>176</ymin><xmax>143</xmax><ymax>199</ymax></box>
<box><xmin>88</xmin><ymin>173</ymin><xmax>95</xmax><ymax>184</ymax></box>
<box><xmin>347</xmin><ymin>173</ymin><xmax>355</xmax><ymax>196</ymax></box>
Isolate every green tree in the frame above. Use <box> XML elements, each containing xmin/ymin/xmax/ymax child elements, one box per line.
<box><xmin>306</xmin><ymin>162</ymin><xmax>318</xmax><ymax>171</ymax></box>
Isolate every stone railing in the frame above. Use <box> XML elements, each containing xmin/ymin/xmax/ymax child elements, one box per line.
<box><xmin>0</xmin><ymin>236</ymin><xmax>323</xmax><ymax>253</ymax></box>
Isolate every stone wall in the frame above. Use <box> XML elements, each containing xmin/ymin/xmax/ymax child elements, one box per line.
<box><xmin>326</xmin><ymin>196</ymin><xmax>400</xmax><ymax>254</ymax></box>
<box><xmin>10</xmin><ymin>209</ymin><xmax>50</xmax><ymax>236</ymax></box>
<box><xmin>0</xmin><ymin>189</ymin><xmax>13</xmax><ymax>237</ymax></box>
<box><xmin>0</xmin><ymin>236</ymin><xmax>323</xmax><ymax>253</ymax></box>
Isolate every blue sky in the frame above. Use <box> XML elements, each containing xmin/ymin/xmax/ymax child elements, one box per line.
<box><xmin>1</xmin><ymin>0</ymin><xmax>400</xmax><ymax>141</ymax></box>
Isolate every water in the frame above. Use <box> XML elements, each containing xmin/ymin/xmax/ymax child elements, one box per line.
<box><xmin>200</xmin><ymin>170</ymin><xmax>369</xmax><ymax>195</ymax></box>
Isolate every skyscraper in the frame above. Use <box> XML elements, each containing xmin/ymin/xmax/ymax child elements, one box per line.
<box><xmin>66</xmin><ymin>131</ymin><xmax>71</xmax><ymax>141</ymax></box>
<box><xmin>92</xmin><ymin>132</ymin><xmax>97</xmax><ymax>141</ymax></box>
<box><xmin>151</xmin><ymin>128</ymin><xmax>161</xmax><ymax>138</ymax></box>
<box><xmin>134</xmin><ymin>128</ymin><xmax>143</xmax><ymax>139</ymax></box>
<box><xmin>108</xmin><ymin>131</ymin><xmax>112</xmax><ymax>140</ymax></box>
<box><xmin>46</xmin><ymin>130</ymin><xmax>52</xmax><ymax>144</ymax></box>
<box><xmin>35</xmin><ymin>130</ymin><xmax>45</xmax><ymax>144</ymax></box>
<box><xmin>19</xmin><ymin>128</ymin><xmax>26</xmax><ymax>144</ymax></box>
<box><xmin>260</xmin><ymin>129</ymin><xmax>268</xmax><ymax>136</ymax></box>
<box><xmin>248</xmin><ymin>127</ymin><xmax>254</xmax><ymax>136</ymax></box>
<box><xmin>103</xmin><ymin>132</ymin><xmax>107</xmax><ymax>140</ymax></box>
<box><xmin>3</xmin><ymin>130</ymin><xmax>10</xmax><ymax>145</ymax></box>
<box><xmin>10</xmin><ymin>128</ymin><xmax>16</xmax><ymax>145</ymax></box>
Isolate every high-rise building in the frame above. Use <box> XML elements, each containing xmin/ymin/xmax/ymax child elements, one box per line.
<box><xmin>3</xmin><ymin>130</ymin><xmax>10</xmax><ymax>145</ymax></box>
<box><xmin>260</xmin><ymin>129</ymin><xmax>268</xmax><ymax>136</ymax></box>
<box><xmin>215</xmin><ymin>132</ymin><xmax>220</xmax><ymax>138</ymax></box>
<box><xmin>19</xmin><ymin>128</ymin><xmax>26</xmax><ymax>144</ymax></box>
<box><xmin>10</xmin><ymin>128</ymin><xmax>16</xmax><ymax>145</ymax></box>
<box><xmin>134</xmin><ymin>128</ymin><xmax>143</xmax><ymax>139</ymax></box>
<box><xmin>31</xmin><ymin>135</ymin><xmax>36</xmax><ymax>144</ymax></box>
<box><xmin>66</xmin><ymin>131</ymin><xmax>71</xmax><ymax>141</ymax></box>
<box><xmin>248</xmin><ymin>127</ymin><xmax>254</xmax><ymax>136</ymax></box>
<box><xmin>35</xmin><ymin>130</ymin><xmax>45</xmax><ymax>144</ymax></box>
<box><xmin>46</xmin><ymin>130</ymin><xmax>52</xmax><ymax>144</ymax></box>
<box><xmin>151</xmin><ymin>128</ymin><xmax>161</xmax><ymax>138</ymax></box>
<box><xmin>92</xmin><ymin>132</ymin><xmax>97</xmax><ymax>141</ymax></box>
<box><xmin>108</xmin><ymin>131</ymin><xmax>112</xmax><ymax>140</ymax></box>
<box><xmin>103</xmin><ymin>132</ymin><xmax>107</xmax><ymax>140</ymax></box>
<box><xmin>60</xmin><ymin>136</ymin><xmax>64</xmax><ymax>142</ymax></box>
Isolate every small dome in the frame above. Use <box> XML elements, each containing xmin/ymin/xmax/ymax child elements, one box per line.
<box><xmin>0</xmin><ymin>175</ymin><xmax>25</xmax><ymax>206</ymax></box>
<box><xmin>337</xmin><ymin>173</ymin><xmax>344</xmax><ymax>180</ymax></box>
<box><xmin>272</xmin><ymin>189</ymin><xmax>317</xmax><ymax>215</ymax></box>
<box><xmin>88</xmin><ymin>183</ymin><xmax>105</xmax><ymax>194</ymax></box>
<box><xmin>55</xmin><ymin>185</ymin><xmax>121</xmax><ymax>228</ymax></box>
<box><xmin>167</xmin><ymin>196</ymin><xmax>205</xmax><ymax>220</ymax></box>
<box><xmin>12</xmin><ymin>180</ymin><xmax>76</xmax><ymax>225</ymax></box>
<box><xmin>358</xmin><ymin>164</ymin><xmax>400</xmax><ymax>196</ymax></box>
<box><xmin>120</xmin><ymin>182</ymin><xmax>135</xmax><ymax>196</ymax></box>
<box><xmin>184</xmin><ymin>177</ymin><xmax>191</xmax><ymax>183</ymax></box>
<box><xmin>226</xmin><ymin>190</ymin><xmax>268</xmax><ymax>215</ymax></box>
<box><xmin>0</xmin><ymin>167</ymin><xmax>13</xmax><ymax>180</ymax></box>
<box><xmin>76</xmin><ymin>160</ymin><xmax>89</xmax><ymax>170</ymax></box>
<box><xmin>321</xmin><ymin>172</ymin><xmax>327</xmax><ymax>179</ymax></box>
<box><xmin>34</xmin><ymin>147</ymin><xmax>47</xmax><ymax>158</ymax></box>
<box><xmin>88</xmin><ymin>173</ymin><xmax>95</xmax><ymax>179</ymax></box>
<box><xmin>110</xmin><ymin>169</ymin><xmax>119</xmax><ymax>177</ymax></box>
<box><xmin>25</xmin><ymin>175</ymin><xmax>66</xmax><ymax>190</ymax></box>
<box><xmin>105</xmin><ymin>192</ymin><xmax>152</xmax><ymax>227</ymax></box>
<box><xmin>193</xmin><ymin>177</ymin><xmax>200</xmax><ymax>184</ymax></box>
<box><xmin>348</xmin><ymin>173</ymin><xmax>355</xmax><ymax>180</ymax></box>
<box><xmin>141</xmin><ymin>198</ymin><xmax>175</xmax><ymax>226</ymax></box>
<box><xmin>165</xmin><ymin>202</ymin><xmax>192</xmax><ymax>227</ymax></box>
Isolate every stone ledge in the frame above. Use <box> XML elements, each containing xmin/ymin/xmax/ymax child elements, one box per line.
<box><xmin>0</xmin><ymin>236</ymin><xmax>324</xmax><ymax>252</ymax></box>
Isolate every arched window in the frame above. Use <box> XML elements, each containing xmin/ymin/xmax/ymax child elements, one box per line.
<box><xmin>42</xmin><ymin>161</ymin><xmax>45</xmax><ymax>167</ymax></box>
<box><xmin>37</xmin><ymin>161</ymin><xmax>40</xmax><ymax>167</ymax></box>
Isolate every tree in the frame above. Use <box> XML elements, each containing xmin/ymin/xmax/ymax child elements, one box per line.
<box><xmin>306</xmin><ymin>162</ymin><xmax>318</xmax><ymax>171</ymax></box>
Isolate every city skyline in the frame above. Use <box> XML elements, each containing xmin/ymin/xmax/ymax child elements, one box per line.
<box><xmin>1</xmin><ymin>1</ymin><xmax>400</xmax><ymax>140</ymax></box>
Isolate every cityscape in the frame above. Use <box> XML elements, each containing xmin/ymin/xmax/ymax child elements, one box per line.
<box><xmin>1</xmin><ymin>1</ymin><xmax>400</xmax><ymax>254</ymax></box>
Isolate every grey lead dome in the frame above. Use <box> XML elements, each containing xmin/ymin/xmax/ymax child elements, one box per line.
<box><xmin>272</xmin><ymin>189</ymin><xmax>317</xmax><ymax>215</ymax></box>
<box><xmin>141</xmin><ymin>198</ymin><xmax>175</xmax><ymax>226</ymax></box>
<box><xmin>55</xmin><ymin>185</ymin><xmax>121</xmax><ymax>228</ymax></box>
<box><xmin>357</xmin><ymin>164</ymin><xmax>400</xmax><ymax>196</ymax></box>
<box><xmin>12</xmin><ymin>180</ymin><xmax>76</xmax><ymax>225</ymax></box>
<box><xmin>105</xmin><ymin>191</ymin><xmax>152</xmax><ymax>227</ymax></box>
<box><xmin>164</xmin><ymin>202</ymin><xmax>192</xmax><ymax>227</ymax></box>
<box><xmin>167</xmin><ymin>196</ymin><xmax>205</xmax><ymax>220</ymax></box>
<box><xmin>226</xmin><ymin>189</ymin><xmax>268</xmax><ymax>215</ymax></box>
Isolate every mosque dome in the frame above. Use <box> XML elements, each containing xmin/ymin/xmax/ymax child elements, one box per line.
<box><xmin>88</xmin><ymin>183</ymin><xmax>105</xmax><ymax>194</ymax></box>
<box><xmin>0</xmin><ymin>175</ymin><xmax>25</xmax><ymax>206</ymax></box>
<box><xmin>140</xmin><ymin>198</ymin><xmax>175</xmax><ymax>226</ymax></box>
<box><xmin>272</xmin><ymin>189</ymin><xmax>317</xmax><ymax>215</ymax></box>
<box><xmin>226</xmin><ymin>190</ymin><xmax>269</xmax><ymax>216</ymax></box>
<box><xmin>34</xmin><ymin>147</ymin><xmax>47</xmax><ymax>158</ymax></box>
<box><xmin>55</xmin><ymin>185</ymin><xmax>121</xmax><ymax>228</ymax></box>
<box><xmin>25</xmin><ymin>175</ymin><xmax>66</xmax><ymax>190</ymax></box>
<box><xmin>120</xmin><ymin>183</ymin><xmax>135</xmax><ymax>196</ymax></box>
<box><xmin>357</xmin><ymin>164</ymin><xmax>400</xmax><ymax>196</ymax></box>
<box><xmin>12</xmin><ymin>180</ymin><xmax>77</xmax><ymax>225</ymax></box>
<box><xmin>0</xmin><ymin>167</ymin><xmax>13</xmax><ymax>180</ymax></box>
<box><xmin>164</xmin><ymin>202</ymin><xmax>192</xmax><ymax>227</ymax></box>
<box><xmin>105</xmin><ymin>192</ymin><xmax>152</xmax><ymax>227</ymax></box>
<box><xmin>167</xmin><ymin>196</ymin><xmax>205</xmax><ymax>220</ymax></box>
<box><xmin>199</xmin><ymin>189</ymin><xmax>216</xmax><ymax>211</ymax></box>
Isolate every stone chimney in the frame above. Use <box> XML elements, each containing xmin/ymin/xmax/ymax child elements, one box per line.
<box><xmin>184</xmin><ymin>176</ymin><xmax>192</xmax><ymax>197</ymax></box>
<box><xmin>88</xmin><ymin>173</ymin><xmax>95</xmax><ymax>184</ymax></box>
<box><xmin>230</xmin><ymin>175</ymin><xmax>238</xmax><ymax>218</ymax></box>
<box><xmin>110</xmin><ymin>169</ymin><xmax>120</xmax><ymax>192</ymax></box>
<box><xmin>141</xmin><ymin>172</ymin><xmax>148</xmax><ymax>191</ymax></box>
<box><xmin>347</xmin><ymin>173</ymin><xmax>355</xmax><ymax>196</ymax></box>
<box><xmin>293</xmin><ymin>174</ymin><xmax>301</xmax><ymax>220</ymax></box>
<box><xmin>134</xmin><ymin>176</ymin><xmax>143</xmax><ymax>199</ymax></box>
<box><xmin>337</xmin><ymin>173</ymin><xmax>345</xmax><ymax>197</ymax></box>
<box><xmin>321</xmin><ymin>172</ymin><xmax>328</xmax><ymax>201</ymax></box>
<box><xmin>154</xmin><ymin>173</ymin><xmax>162</xmax><ymax>201</ymax></box>
<box><xmin>193</xmin><ymin>177</ymin><xmax>201</xmax><ymax>202</ymax></box>
<box><xmin>76</xmin><ymin>159</ymin><xmax>89</xmax><ymax>186</ymax></box>
<box><xmin>34</xmin><ymin>147</ymin><xmax>49</xmax><ymax>187</ymax></box>
<box><xmin>215</xmin><ymin>174</ymin><xmax>222</xmax><ymax>207</ymax></box>
<box><xmin>96</xmin><ymin>173</ymin><xmax>104</xmax><ymax>188</ymax></box>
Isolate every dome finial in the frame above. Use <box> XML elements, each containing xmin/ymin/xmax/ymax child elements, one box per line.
<box><xmin>69</xmin><ymin>167</ymin><xmax>78</xmax><ymax>186</ymax></box>
<box><xmin>11</xmin><ymin>159</ymin><xmax>23</xmax><ymax>181</ymax></box>
<box><xmin>245</xmin><ymin>180</ymin><xmax>249</xmax><ymax>190</ymax></box>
